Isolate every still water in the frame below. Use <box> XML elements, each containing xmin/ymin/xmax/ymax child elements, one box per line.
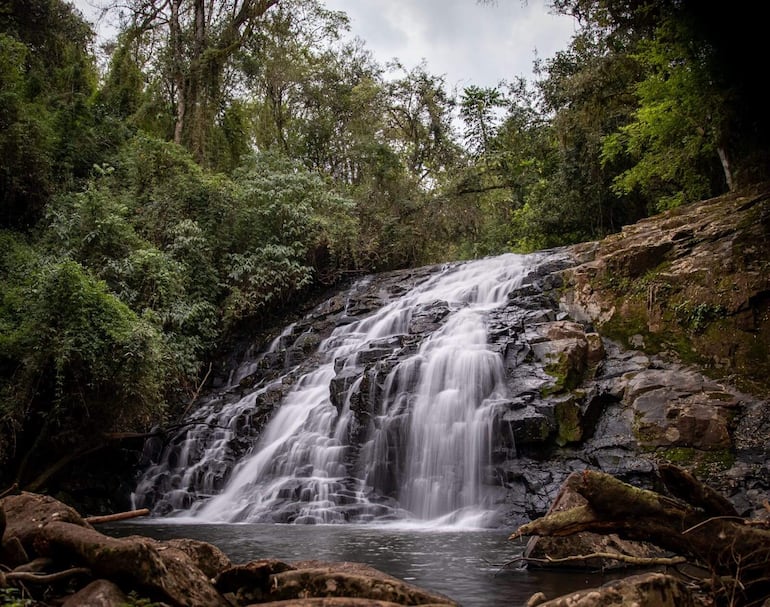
<box><xmin>104</xmin><ymin>521</ymin><xmax>616</xmax><ymax>606</ymax></box>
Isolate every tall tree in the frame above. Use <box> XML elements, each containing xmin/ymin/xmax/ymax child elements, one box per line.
<box><xmin>0</xmin><ymin>0</ymin><xmax>98</xmax><ymax>228</ymax></box>
<box><xmin>110</xmin><ymin>0</ymin><xmax>281</xmax><ymax>165</ymax></box>
<box><xmin>551</xmin><ymin>0</ymin><xmax>770</xmax><ymax>199</ymax></box>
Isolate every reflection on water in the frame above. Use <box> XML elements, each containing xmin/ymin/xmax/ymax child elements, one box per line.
<box><xmin>103</xmin><ymin>522</ymin><xmax>619</xmax><ymax>607</ymax></box>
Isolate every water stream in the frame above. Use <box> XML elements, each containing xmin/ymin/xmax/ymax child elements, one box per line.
<box><xmin>134</xmin><ymin>253</ymin><xmax>542</xmax><ymax>526</ymax></box>
<box><xmin>124</xmin><ymin>251</ymin><xmax>631</xmax><ymax>605</ymax></box>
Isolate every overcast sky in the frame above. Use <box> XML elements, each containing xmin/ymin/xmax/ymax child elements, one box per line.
<box><xmin>324</xmin><ymin>0</ymin><xmax>576</xmax><ymax>90</ymax></box>
<box><xmin>73</xmin><ymin>0</ymin><xmax>577</xmax><ymax>90</ymax></box>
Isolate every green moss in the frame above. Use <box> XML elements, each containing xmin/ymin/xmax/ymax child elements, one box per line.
<box><xmin>542</xmin><ymin>351</ymin><xmax>584</xmax><ymax>396</ymax></box>
<box><xmin>657</xmin><ymin>447</ymin><xmax>735</xmax><ymax>475</ymax></box>
<box><xmin>598</xmin><ymin>296</ymin><xmax>703</xmax><ymax>366</ymax></box>
<box><xmin>554</xmin><ymin>398</ymin><xmax>582</xmax><ymax>446</ymax></box>
<box><xmin>601</xmin><ymin>261</ymin><xmax>674</xmax><ymax>297</ymax></box>
<box><xmin>673</xmin><ymin>301</ymin><xmax>727</xmax><ymax>333</ymax></box>
<box><xmin>120</xmin><ymin>593</ymin><xmax>167</xmax><ymax>607</ymax></box>
<box><xmin>0</xmin><ymin>587</ymin><xmax>35</xmax><ymax>606</ymax></box>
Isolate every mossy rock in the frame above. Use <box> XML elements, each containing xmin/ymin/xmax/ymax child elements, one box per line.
<box><xmin>554</xmin><ymin>398</ymin><xmax>582</xmax><ymax>446</ymax></box>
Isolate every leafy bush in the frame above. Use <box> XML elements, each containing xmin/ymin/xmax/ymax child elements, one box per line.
<box><xmin>0</xmin><ymin>253</ymin><xmax>167</xmax><ymax>472</ymax></box>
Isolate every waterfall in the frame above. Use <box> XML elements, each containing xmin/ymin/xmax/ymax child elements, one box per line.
<box><xmin>133</xmin><ymin>253</ymin><xmax>540</xmax><ymax>526</ymax></box>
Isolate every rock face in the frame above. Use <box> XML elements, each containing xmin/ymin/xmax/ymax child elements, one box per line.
<box><xmin>558</xmin><ymin>185</ymin><xmax>770</xmax><ymax>511</ymax></box>
<box><xmin>561</xmin><ymin>186</ymin><xmax>770</xmax><ymax>396</ymax></box>
<box><xmin>130</xmin><ymin>187</ymin><xmax>770</xmax><ymax>531</ymax></box>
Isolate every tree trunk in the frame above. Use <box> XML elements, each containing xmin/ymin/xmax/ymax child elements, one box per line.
<box><xmin>171</xmin><ymin>0</ymin><xmax>185</xmax><ymax>145</ymax></box>
<box><xmin>717</xmin><ymin>145</ymin><xmax>735</xmax><ymax>191</ymax></box>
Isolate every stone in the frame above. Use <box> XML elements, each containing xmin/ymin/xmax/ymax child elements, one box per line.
<box><xmin>535</xmin><ymin>572</ymin><xmax>695</xmax><ymax>606</ymax></box>
<box><xmin>524</xmin><ymin>472</ymin><xmax>664</xmax><ymax>570</ymax></box>
<box><xmin>165</xmin><ymin>537</ymin><xmax>233</xmax><ymax>579</ymax></box>
<box><xmin>61</xmin><ymin>580</ymin><xmax>129</xmax><ymax>607</ymax></box>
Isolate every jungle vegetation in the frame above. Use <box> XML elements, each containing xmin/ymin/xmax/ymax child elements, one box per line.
<box><xmin>1</xmin><ymin>0</ymin><xmax>767</xmax><ymax>490</ymax></box>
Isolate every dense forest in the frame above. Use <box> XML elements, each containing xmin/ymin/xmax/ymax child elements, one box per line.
<box><xmin>1</xmin><ymin>0</ymin><xmax>768</xmax><ymax>493</ymax></box>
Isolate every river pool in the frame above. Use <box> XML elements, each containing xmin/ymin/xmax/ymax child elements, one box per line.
<box><xmin>104</xmin><ymin>521</ymin><xmax>617</xmax><ymax>606</ymax></box>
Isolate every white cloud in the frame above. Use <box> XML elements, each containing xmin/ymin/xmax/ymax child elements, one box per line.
<box><xmin>324</xmin><ymin>0</ymin><xmax>577</xmax><ymax>90</ymax></box>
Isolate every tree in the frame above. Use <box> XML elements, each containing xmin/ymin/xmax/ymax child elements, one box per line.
<box><xmin>0</xmin><ymin>0</ymin><xmax>100</xmax><ymax>229</ymax></box>
<box><xmin>106</xmin><ymin>0</ymin><xmax>282</xmax><ymax>165</ymax></box>
<box><xmin>385</xmin><ymin>61</ymin><xmax>460</xmax><ymax>189</ymax></box>
<box><xmin>551</xmin><ymin>0</ymin><xmax>770</xmax><ymax>207</ymax></box>
<box><xmin>460</xmin><ymin>85</ymin><xmax>506</xmax><ymax>157</ymax></box>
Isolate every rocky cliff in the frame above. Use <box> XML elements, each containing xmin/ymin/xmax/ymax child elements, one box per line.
<box><xmin>562</xmin><ymin>184</ymin><xmax>770</xmax><ymax>397</ymax></box>
<box><xmin>130</xmin><ymin>186</ymin><xmax>770</xmax><ymax>529</ymax></box>
<box><xmin>553</xmin><ymin>185</ymin><xmax>770</xmax><ymax>506</ymax></box>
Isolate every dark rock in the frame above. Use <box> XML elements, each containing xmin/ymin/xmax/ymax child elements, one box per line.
<box><xmin>524</xmin><ymin>472</ymin><xmax>666</xmax><ymax>570</ymax></box>
<box><xmin>266</xmin><ymin>567</ymin><xmax>459</xmax><ymax>606</ymax></box>
<box><xmin>165</xmin><ymin>537</ymin><xmax>233</xmax><ymax>579</ymax></box>
<box><xmin>61</xmin><ymin>580</ymin><xmax>129</xmax><ymax>607</ymax></box>
<box><xmin>215</xmin><ymin>559</ymin><xmax>296</xmax><ymax>604</ymax></box>
<box><xmin>534</xmin><ymin>572</ymin><xmax>695</xmax><ymax>606</ymax></box>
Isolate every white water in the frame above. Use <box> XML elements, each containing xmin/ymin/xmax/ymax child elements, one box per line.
<box><xmin>134</xmin><ymin>253</ymin><xmax>537</xmax><ymax>526</ymax></box>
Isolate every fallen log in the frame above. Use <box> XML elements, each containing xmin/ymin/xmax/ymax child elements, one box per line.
<box><xmin>84</xmin><ymin>508</ymin><xmax>150</xmax><ymax>524</ymax></box>
<box><xmin>511</xmin><ymin>469</ymin><xmax>770</xmax><ymax>606</ymax></box>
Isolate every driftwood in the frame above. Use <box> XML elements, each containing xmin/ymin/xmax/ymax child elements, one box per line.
<box><xmin>511</xmin><ymin>467</ymin><xmax>770</xmax><ymax>606</ymax></box>
<box><xmin>84</xmin><ymin>508</ymin><xmax>150</xmax><ymax>524</ymax></box>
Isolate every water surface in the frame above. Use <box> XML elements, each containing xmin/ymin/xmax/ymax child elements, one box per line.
<box><xmin>105</xmin><ymin>521</ymin><xmax>616</xmax><ymax>607</ymax></box>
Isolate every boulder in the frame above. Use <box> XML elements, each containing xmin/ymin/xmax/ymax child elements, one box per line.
<box><xmin>531</xmin><ymin>572</ymin><xmax>695</xmax><ymax>607</ymax></box>
<box><xmin>623</xmin><ymin>369</ymin><xmax>741</xmax><ymax>450</ymax></box>
<box><xmin>266</xmin><ymin>567</ymin><xmax>458</xmax><ymax>606</ymax></box>
<box><xmin>524</xmin><ymin>472</ymin><xmax>664</xmax><ymax>570</ymax></box>
<box><xmin>61</xmin><ymin>580</ymin><xmax>129</xmax><ymax>607</ymax></box>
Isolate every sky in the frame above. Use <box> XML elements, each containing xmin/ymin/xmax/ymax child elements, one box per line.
<box><xmin>73</xmin><ymin>0</ymin><xmax>577</xmax><ymax>91</ymax></box>
<box><xmin>323</xmin><ymin>0</ymin><xmax>577</xmax><ymax>90</ymax></box>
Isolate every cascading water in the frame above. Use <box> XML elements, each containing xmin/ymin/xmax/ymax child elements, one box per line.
<box><xmin>134</xmin><ymin>253</ymin><xmax>543</xmax><ymax>526</ymax></box>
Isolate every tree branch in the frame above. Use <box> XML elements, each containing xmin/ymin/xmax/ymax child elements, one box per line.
<box><xmin>6</xmin><ymin>567</ymin><xmax>91</xmax><ymax>584</ymax></box>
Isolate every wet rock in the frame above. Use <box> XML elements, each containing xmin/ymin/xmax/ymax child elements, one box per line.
<box><xmin>561</xmin><ymin>187</ymin><xmax>770</xmax><ymax>395</ymax></box>
<box><xmin>215</xmin><ymin>560</ymin><xmax>296</xmax><ymax>604</ymax></box>
<box><xmin>624</xmin><ymin>369</ymin><xmax>740</xmax><ymax>449</ymax></box>
<box><xmin>266</xmin><ymin>567</ymin><xmax>459</xmax><ymax>606</ymax></box>
<box><xmin>61</xmin><ymin>580</ymin><xmax>129</xmax><ymax>607</ymax></box>
<box><xmin>533</xmin><ymin>572</ymin><xmax>695</xmax><ymax>607</ymax></box>
<box><xmin>408</xmin><ymin>301</ymin><xmax>450</xmax><ymax>334</ymax></box>
<box><xmin>165</xmin><ymin>537</ymin><xmax>233</xmax><ymax>578</ymax></box>
<box><xmin>500</xmin><ymin>404</ymin><xmax>553</xmax><ymax>446</ymax></box>
<box><xmin>524</xmin><ymin>472</ymin><xmax>666</xmax><ymax>570</ymax></box>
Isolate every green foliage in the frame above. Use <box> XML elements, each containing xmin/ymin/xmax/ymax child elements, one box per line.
<box><xmin>0</xmin><ymin>586</ymin><xmax>35</xmax><ymax>606</ymax></box>
<box><xmin>46</xmin><ymin>177</ymin><xmax>141</xmax><ymax>270</ymax></box>
<box><xmin>0</xmin><ymin>245</ymin><xmax>167</xmax><ymax>476</ymax></box>
<box><xmin>460</xmin><ymin>85</ymin><xmax>506</xmax><ymax>156</ymax></box>
<box><xmin>601</xmin><ymin>20</ymin><xmax>728</xmax><ymax>210</ymax></box>
<box><xmin>0</xmin><ymin>0</ymin><xmax>107</xmax><ymax>229</ymax></box>
<box><xmin>673</xmin><ymin>301</ymin><xmax>727</xmax><ymax>333</ymax></box>
<box><xmin>0</xmin><ymin>33</ymin><xmax>55</xmax><ymax>228</ymax></box>
<box><xmin>222</xmin><ymin>152</ymin><xmax>357</xmax><ymax>320</ymax></box>
<box><xmin>2</xmin><ymin>260</ymin><xmax>166</xmax><ymax>421</ymax></box>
